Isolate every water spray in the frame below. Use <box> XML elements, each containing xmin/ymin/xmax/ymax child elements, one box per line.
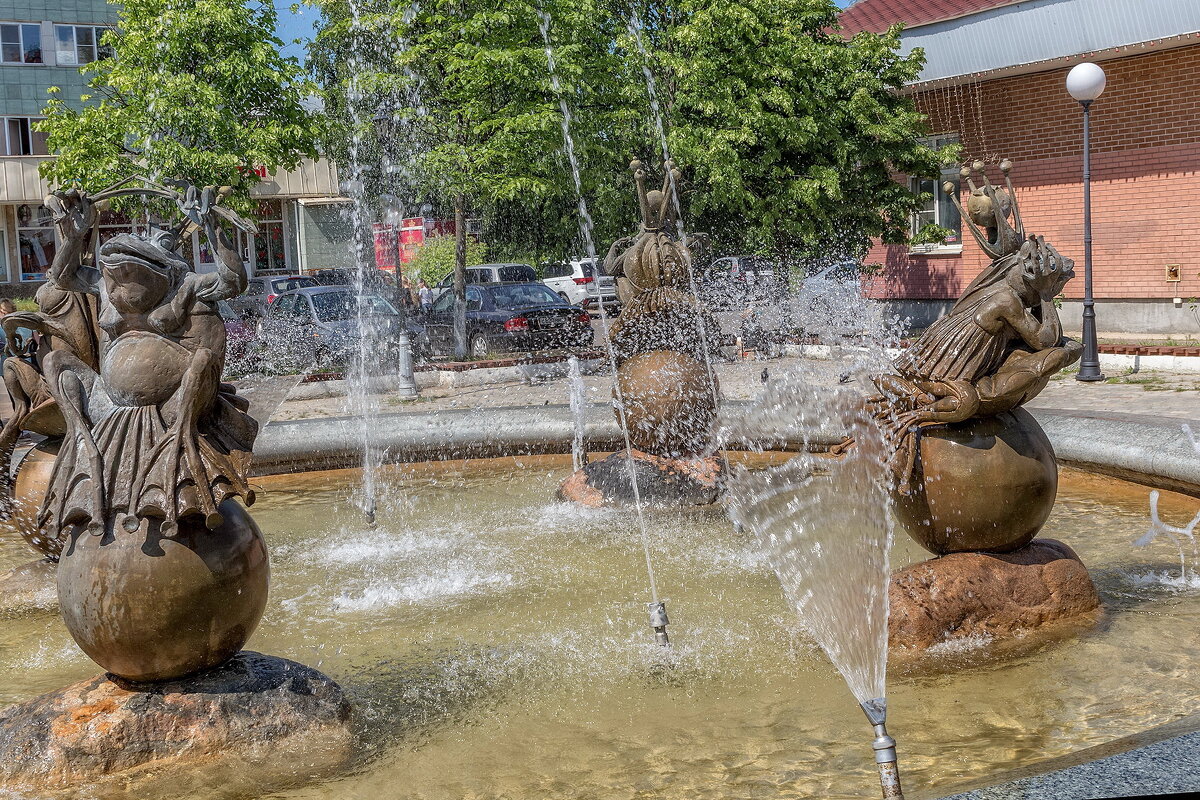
<box><xmin>539</xmin><ymin>11</ymin><xmax>671</xmax><ymax>649</ymax></box>
<box><xmin>648</xmin><ymin>600</ymin><xmax>670</xmax><ymax>646</ymax></box>
<box><xmin>860</xmin><ymin>698</ymin><xmax>904</xmax><ymax>800</ymax></box>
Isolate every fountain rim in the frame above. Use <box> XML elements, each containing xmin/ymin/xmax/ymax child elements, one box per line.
<box><xmin>246</xmin><ymin>401</ymin><xmax>1200</xmax><ymax>500</ymax></box>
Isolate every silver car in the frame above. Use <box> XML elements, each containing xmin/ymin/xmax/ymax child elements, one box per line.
<box><xmin>258</xmin><ymin>285</ymin><xmax>425</xmax><ymax>372</ymax></box>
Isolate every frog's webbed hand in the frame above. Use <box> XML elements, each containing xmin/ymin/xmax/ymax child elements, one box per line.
<box><xmin>43</xmin><ymin>190</ymin><xmax>99</xmax><ymax>293</ymax></box>
<box><xmin>604</xmin><ymin>236</ymin><xmax>633</xmax><ymax>277</ymax></box>
<box><xmin>194</xmin><ymin>186</ymin><xmax>255</xmax><ymax>302</ymax></box>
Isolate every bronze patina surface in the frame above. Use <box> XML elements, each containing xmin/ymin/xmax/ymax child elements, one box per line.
<box><xmin>893</xmin><ymin>408</ymin><xmax>1058</xmax><ymax>554</ymax></box>
<box><xmin>562</xmin><ymin>161</ymin><xmax>723</xmax><ymax>504</ymax></box>
<box><xmin>862</xmin><ymin>160</ymin><xmax>1082</xmax><ymax>556</ymax></box>
<box><xmin>32</xmin><ymin>181</ymin><xmax>264</xmax><ymax>681</ymax></box>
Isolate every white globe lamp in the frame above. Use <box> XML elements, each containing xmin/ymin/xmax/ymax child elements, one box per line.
<box><xmin>1066</xmin><ymin>62</ymin><xmax>1106</xmax><ymax>103</ymax></box>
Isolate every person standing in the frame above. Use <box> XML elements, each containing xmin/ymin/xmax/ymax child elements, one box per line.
<box><xmin>418</xmin><ymin>279</ymin><xmax>433</xmax><ymax>312</ymax></box>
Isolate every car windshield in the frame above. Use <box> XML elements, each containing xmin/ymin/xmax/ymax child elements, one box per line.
<box><xmin>274</xmin><ymin>277</ymin><xmax>317</xmax><ymax>292</ymax></box>
<box><xmin>488</xmin><ymin>284</ymin><xmax>563</xmax><ymax>309</ymax></box>
<box><xmin>310</xmin><ymin>292</ymin><xmax>397</xmax><ymax>322</ymax></box>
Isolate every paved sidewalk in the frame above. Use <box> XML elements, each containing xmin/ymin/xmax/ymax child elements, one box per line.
<box><xmin>264</xmin><ymin>354</ymin><xmax>1200</xmax><ymax>425</ymax></box>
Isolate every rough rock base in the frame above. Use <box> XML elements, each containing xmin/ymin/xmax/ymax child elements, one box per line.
<box><xmin>0</xmin><ymin>651</ymin><xmax>355</xmax><ymax>799</ymax></box>
<box><xmin>0</xmin><ymin>557</ymin><xmax>57</xmax><ymax>616</ymax></box>
<box><xmin>558</xmin><ymin>449</ymin><xmax>722</xmax><ymax>507</ymax></box>
<box><xmin>889</xmin><ymin>539</ymin><xmax>1101</xmax><ymax>652</ymax></box>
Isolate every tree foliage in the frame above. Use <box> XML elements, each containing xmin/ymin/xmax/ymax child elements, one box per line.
<box><xmin>407</xmin><ymin>234</ymin><xmax>487</xmax><ymax>285</ymax></box>
<box><xmin>38</xmin><ymin>0</ymin><xmax>323</xmax><ymax>207</ymax></box>
<box><xmin>310</xmin><ymin>0</ymin><xmax>948</xmax><ymax>270</ymax></box>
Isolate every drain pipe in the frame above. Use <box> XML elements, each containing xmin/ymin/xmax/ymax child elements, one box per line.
<box><xmin>648</xmin><ymin>601</ymin><xmax>670</xmax><ymax>646</ymax></box>
<box><xmin>861</xmin><ymin>698</ymin><xmax>904</xmax><ymax>799</ymax></box>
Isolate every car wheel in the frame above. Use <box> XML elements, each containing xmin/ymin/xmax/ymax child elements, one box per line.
<box><xmin>469</xmin><ymin>333</ymin><xmax>489</xmax><ymax>360</ymax></box>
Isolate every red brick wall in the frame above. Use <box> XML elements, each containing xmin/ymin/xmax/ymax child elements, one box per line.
<box><xmin>867</xmin><ymin>44</ymin><xmax>1200</xmax><ymax>303</ymax></box>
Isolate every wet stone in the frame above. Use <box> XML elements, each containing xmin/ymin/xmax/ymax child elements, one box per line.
<box><xmin>889</xmin><ymin>538</ymin><xmax>1101</xmax><ymax>652</ymax></box>
<box><xmin>558</xmin><ymin>449</ymin><xmax>722</xmax><ymax>507</ymax></box>
<box><xmin>0</xmin><ymin>651</ymin><xmax>355</xmax><ymax>799</ymax></box>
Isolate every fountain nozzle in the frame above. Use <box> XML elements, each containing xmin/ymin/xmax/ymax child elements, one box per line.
<box><xmin>648</xmin><ymin>601</ymin><xmax>670</xmax><ymax>647</ymax></box>
<box><xmin>860</xmin><ymin>698</ymin><xmax>904</xmax><ymax>800</ymax></box>
<box><xmin>362</xmin><ymin>499</ymin><xmax>377</xmax><ymax>529</ymax></box>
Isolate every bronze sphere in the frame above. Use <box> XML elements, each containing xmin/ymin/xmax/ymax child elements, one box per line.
<box><xmin>893</xmin><ymin>408</ymin><xmax>1058</xmax><ymax>555</ymax></box>
<box><xmin>615</xmin><ymin>350</ymin><xmax>718</xmax><ymax>458</ymax></box>
<box><xmin>56</xmin><ymin>499</ymin><xmax>269</xmax><ymax>682</ymax></box>
<box><xmin>10</xmin><ymin>439</ymin><xmax>61</xmax><ymax>559</ymax></box>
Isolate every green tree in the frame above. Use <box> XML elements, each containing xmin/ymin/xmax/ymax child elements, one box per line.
<box><xmin>627</xmin><ymin>0</ymin><xmax>950</xmax><ymax>271</ymax></box>
<box><xmin>311</xmin><ymin>0</ymin><xmax>637</xmax><ymax>357</ymax></box>
<box><xmin>38</xmin><ymin>0</ymin><xmax>322</xmax><ymax>208</ymax></box>
<box><xmin>408</xmin><ymin>234</ymin><xmax>487</xmax><ymax>286</ymax></box>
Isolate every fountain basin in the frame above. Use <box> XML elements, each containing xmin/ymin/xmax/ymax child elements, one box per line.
<box><xmin>3</xmin><ymin>456</ymin><xmax>1195</xmax><ymax>799</ymax></box>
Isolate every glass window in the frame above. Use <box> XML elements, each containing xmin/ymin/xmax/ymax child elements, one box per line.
<box><xmin>54</xmin><ymin>25</ymin><xmax>113</xmax><ymax>66</ymax></box>
<box><xmin>465</xmin><ymin>286</ymin><xmax>483</xmax><ymax>312</ymax></box>
<box><xmin>909</xmin><ymin>135</ymin><xmax>962</xmax><ymax>249</ymax></box>
<box><xmin>431</xmin><ymin>290</ymin><xmax>455</xmax><ymax>313</ymax></box>
<box><xmin>499</xmin><ymin>265</ymin><xmax>535</xmax><ymax>282</ymax></box>
<box><xmin>16</xmin><ymin>204</ymin><xmax>56</xmax><ymax>282</ymax></box>
<box><xmin>1</xmin><ymin>24</ymin><xmax>41</xmax><ymax>64</ymax></box>
<box><xmin>311</xmin><ymin>291</ymin><xmax>395</xmax><ymax>322</ymax></box>
<box><xmin>253</xmin><ymin>200</ymin><xmax>286</xmax><ymax>275</ymax></box>
<box><xmin>488</xmin><ymin>284</ymin><xmax>561</xmax><ymax>309</ymax></box>
<box><xmin>2</xmin><ymin>117</ymin><xmax>48</xmax><ymax>156</ymax></box>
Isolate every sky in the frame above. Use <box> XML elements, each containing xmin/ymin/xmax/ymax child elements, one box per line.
<box><xmin>273</xmin><ymin>0</ymin><xmax>857</xmax><ymax>63</ymax></box>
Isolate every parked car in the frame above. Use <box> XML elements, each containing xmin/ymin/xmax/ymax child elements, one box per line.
<box><xmin>217</xmin><ymin>300</ymin><xmax>258</xmax><ymax>373</ymax></box>
<box><xmin>705</xmin><ymin>255</ymin><xmax>782</xmax><ymax>307</ymax></box>
<box><xmin>258</xmin><ymin>285</ymin><xmax>426</xmax><ymax>371</ymax></box>
<box><xmin>422</xmin><ymin>282</ymin><xmax>593</xmax><ymax>359</ymax></box>
<box><xmin>433</xmin><ymin>263</ymin><xmax>539</xmax><ymax>296</ymax></box>
<box><xmin>541</xmin><ymin>258</ymin><xmax>619</xmax><ymax>313</ymax></box>
<box><xmin>309</xmin><ymin>268</ymin><xmax>395</xmax><ymax>289</ymax></box>
<box><xmin>231</xmin><ymin>274</ymin><xmax>319</xmax><ymax>318</ymax></box>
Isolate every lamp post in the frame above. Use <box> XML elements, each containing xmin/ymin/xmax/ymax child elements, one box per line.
<box><xmin>372</xmin><ymin>109</ymin><xmax>419</xmax><ymax>398</ymax></box>
<box><xmin>1066</xmin><ymin>62</ymin><xmax>1106</xmax><ymax>382</ymax></box>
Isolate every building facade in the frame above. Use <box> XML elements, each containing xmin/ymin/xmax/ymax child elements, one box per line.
<box><xmin>0</xmin><ymin>0</ymin><xmax>350</xmax><ymax>293</ymax></box>
<box><xmin>842</xmin><ymin>0</ymin><xmax>1200</xmax><ymax>335</ymax></box>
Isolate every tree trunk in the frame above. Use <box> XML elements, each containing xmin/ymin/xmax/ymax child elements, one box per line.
<box><xmin>453</xmin><ymin>194</ymin><xmax>468</xmax><ymax>360</ymax></box>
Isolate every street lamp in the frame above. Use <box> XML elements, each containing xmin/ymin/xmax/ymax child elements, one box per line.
<box><xmin>372</xmin><ymin>109</ymin><xmax>419</xmax><ymax>398</ymax></box>
<box><xmin>1066</xmin><ymin>62</ymin><xmax>1106</xmax><ymax>382</ymax></box>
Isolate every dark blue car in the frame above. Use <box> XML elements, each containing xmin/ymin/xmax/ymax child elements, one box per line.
<box><xmin>423</xmin><ymin>282</ymin><xmax>594</xmax><ymax>359</ymax></box>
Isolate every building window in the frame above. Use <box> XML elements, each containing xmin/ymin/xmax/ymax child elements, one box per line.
<box><xmin>910</xmin><ymin>136</ymin><xmax>962</xmax><ymax>251</ymax></box>
<box><xmin>254</xmin><ymin>200</ymin><xmax>287</xmax><ymax>275</ymax></box>
<box><xmin>2</xmin><ymin>117</ymin><xmax>49</xmax><ymax>156</ymax></box>
<box><xmin>1</xmin><ymin>23</ymin><xmax>42</xmax><ymax>64</ymax></box>
<box><xmin>54</xmin><ymin>25</ymin><xmax>114</xmax><ymax>66</ymax></box>
<box><xmin>16</xmin><ymin>205</ymin><xmax>57</xmax><ymax>282</ymax></box>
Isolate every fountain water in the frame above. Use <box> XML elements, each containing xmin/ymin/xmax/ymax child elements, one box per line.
<box><xmin>566</xmin><ymin>355</ymin><xmax>588</xmax><ymax>472</ymax></box>
<box><xmin>538</xmin><ymin>12</ymin><xmax>669</xmax><ymax>646</ymax></box>
<box><xmin>726</xmin><ymin>389</ymin><xmax>904</xmax><ymax>799</ymax></box>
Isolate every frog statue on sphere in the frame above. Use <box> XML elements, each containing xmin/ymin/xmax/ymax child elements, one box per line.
<box><xmin>864</xmin><ymin>160</ymin><xmax>1083</xmax><ymax>556</ymax></box>
<box><xmin>38</xmin><ymin>181</ymin><xmax>268</xmax><ymax>682</ymax></box>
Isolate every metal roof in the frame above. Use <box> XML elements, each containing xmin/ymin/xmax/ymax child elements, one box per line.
<box><xmin>898</xmin><ymin>0</ymin><xmax>1200</xmax><ymax>83</ymax></box>
<box><xmin>839</xmin><ymin>0</ymin><xmax>1020</xmax><ymax>35</ymax></box>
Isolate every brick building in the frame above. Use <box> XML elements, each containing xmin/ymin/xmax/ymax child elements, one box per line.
<box><xmin>842</xmin><ymin>0</ymin><xmax>1200</xmax><ymax>335</ymax></box>
<box><xmin>0</xmin><ymin>0</ymin><xmax>351</xmax><ymax>290</ymax></box>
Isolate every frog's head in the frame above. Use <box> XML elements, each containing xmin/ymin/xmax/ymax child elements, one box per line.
<box><xmin>97</xmin><ymin>230</ymin><xmax>189</xmax><ymax>314</ymax></box>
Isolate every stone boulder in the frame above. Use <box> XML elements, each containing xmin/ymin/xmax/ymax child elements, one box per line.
<box><xmin>558</xmin><ymin>449</ymin><xmax>722</xmax><ymax>507</ymax></box>
<box><xmin>0</xmin><ymin>651</ymin><xmax>355</xmax><ymax>799</ymax></box>
<box><xmin>889</xmin><ymin>539</ymin><xmax>1101</xmax><ymax>652</ymax></box>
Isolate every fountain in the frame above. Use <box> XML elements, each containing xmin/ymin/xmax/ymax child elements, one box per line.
<box><xmin>559</xmin><ymin>160</ymin><xmax>724</xmax><ymax>507</ymax></box>
<box><xmin>0</xmin><ymin>183</ymin><xmax>353</xmax><ymax>797</ymax></box>
<box><xmin>851</xmin><ymin>160</ymin><xmax>1101</xmax><ymax>650</ymax></box>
